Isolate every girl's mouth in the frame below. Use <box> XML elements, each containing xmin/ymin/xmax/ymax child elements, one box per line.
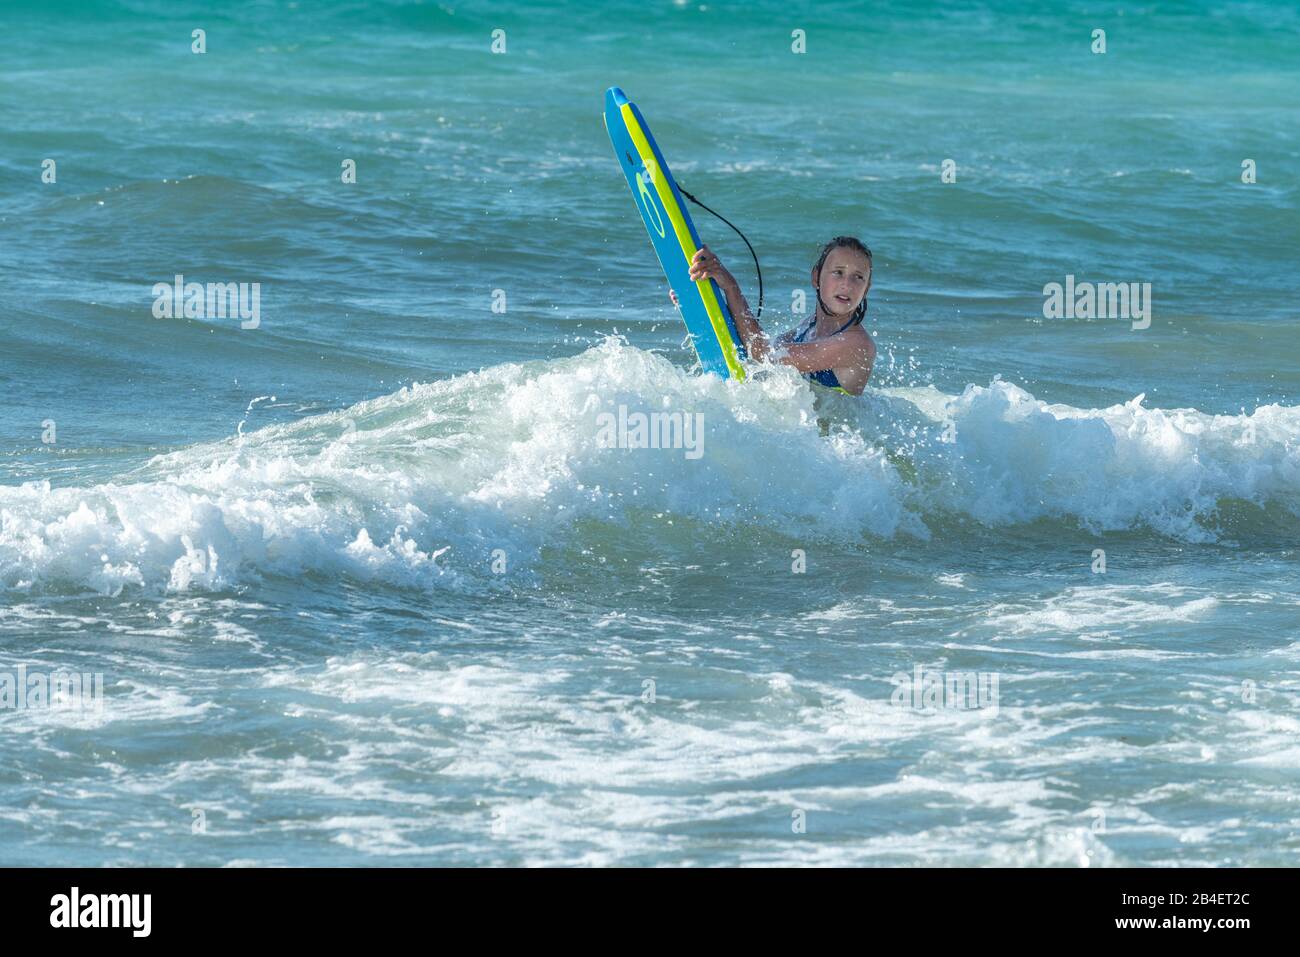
<box><xmin>835</xmin><ymin>295</ymin><xmax>851</xmax><ymax>305</ymax></box>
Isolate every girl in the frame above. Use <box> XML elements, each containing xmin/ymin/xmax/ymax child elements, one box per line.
<box><xmin>670</xmin><ymin>236</ymin><xmax>877</xmax><ymax>396</ymax></box>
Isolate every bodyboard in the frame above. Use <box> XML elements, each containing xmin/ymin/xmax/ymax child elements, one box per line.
<box><xmin>603</xmin><ymin>86</ymin><xmax>746</xmax><ymax>379</ymax></box>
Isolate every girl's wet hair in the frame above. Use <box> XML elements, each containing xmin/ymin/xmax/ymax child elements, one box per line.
<box><xmin>812</xmin><ymin>236</ymin><xmax>873</xmax><ymax>326</ymax></box>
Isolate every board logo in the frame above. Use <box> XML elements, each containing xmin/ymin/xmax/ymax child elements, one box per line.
<box><xmin>635</xmin><ymin>165</ymin><xmax>666</xmax><ymax>239</ymax></box>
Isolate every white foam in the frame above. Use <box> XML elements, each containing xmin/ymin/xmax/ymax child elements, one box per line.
<box><xmin>896</xmin><ymin>381</ymin><xmax>1300</xmax><ymax>539</ymax></box>
<box><xmin>3</xmin><ymin>343</ymin><xmax>1297</xmax><ymax>595</ymax></box>
<box><xmin>977</xmin><ymin>583</ymin><xmax>1219</xmax><ymax>637</ymax></box>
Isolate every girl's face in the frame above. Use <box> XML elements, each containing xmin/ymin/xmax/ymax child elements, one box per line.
<box><xmin>814</xmin><ymin>248</ymin><xmax>872</xmax><ymax>317</ymax></box>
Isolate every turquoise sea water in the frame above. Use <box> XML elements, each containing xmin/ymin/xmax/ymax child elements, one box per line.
<box><xmin>2</xmin><ymin>0</ymin><xmax>1298</xmax><ymax>865</ymax></box>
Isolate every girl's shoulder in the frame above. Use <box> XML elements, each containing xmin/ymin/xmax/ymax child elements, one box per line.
<box><xmin>847</xmin><ymin>323</ymin><xmax>876</xmax><ymax>349</ymax></box>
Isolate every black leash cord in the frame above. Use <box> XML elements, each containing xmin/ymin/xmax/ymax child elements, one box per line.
<box><xmin>677</xmin><ymin>185</ymin><xmax>763</xmax><ymax>320</ymax></box>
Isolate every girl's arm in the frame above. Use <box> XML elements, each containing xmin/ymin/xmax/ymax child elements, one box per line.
<box><xmin>776</xmin><ymin>331</ymin><xmax>876</xmax><ymax>395</ymax></box>
<box><xmin>775</xmin><ymin>329</ymin><xmax>875</xmax><ymax>377</ymax></box>
<box><xmin>685</xmin><ymin>245</ymin><xmax>773</xmax><ymax>361</ymax></box>
<box><xmin>717</xmin><ymin>276</ymin><xmax>772</xmax><ymax>362</ymax></box>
